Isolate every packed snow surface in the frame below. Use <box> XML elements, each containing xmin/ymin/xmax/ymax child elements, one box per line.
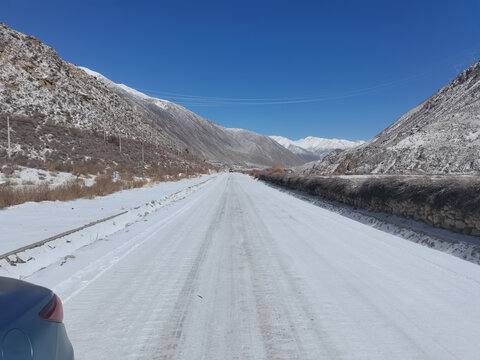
<box><xmin>3</xmin><ymin>173</ymin><xmax>480</xmax><ymax>359</ymax></box>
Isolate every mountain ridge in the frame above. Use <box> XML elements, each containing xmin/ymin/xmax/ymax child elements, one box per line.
<box><xmin>0</xmin><ymin>22</ymin><xmax>303</xmax><ymax>169</ymax></box>
<box><xmin>82</xmin><ymin>67</ymin><xmax>304</xmax><ymax>168</ymax></box>
<box><xmin>302</xmin><ymin>62</ymin><xmax>480</xmax><ymax>175</ymax></box>
<box><xmin>270</xmin><ymin>135</ymin><xmax>364</xmax><ymax>162</ymax></box>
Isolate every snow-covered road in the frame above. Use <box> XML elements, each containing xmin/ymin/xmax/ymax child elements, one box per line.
<box><xmin>27</xmin><ymin>173</ymin><xmax>480</xmax><ymax>359</ymax></box>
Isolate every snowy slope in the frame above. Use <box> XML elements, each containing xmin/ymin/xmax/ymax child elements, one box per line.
<box><xmin>270</xmin><ymin>135</ymin><xmax>364</xmax><ymax>161</ymax></box>
<box><xmin>0</xmin><ymin>22</ymin><xmax>302</xmax><ymax>169</ymax></box>
<box><xmin>0</xmin><ymin>22</ymin><xmax>179</xmax><ymax>150</ymax></box>
<box><xmin>0</xmin><ymin>22</ymin><xmax>213</xmax><ymax>173</ymax></box>
<box><xmin>269</xmin><ymin>136</ymin><xmax>320</xmax><ymax>161</ymax></box>
<box><xmin>81</xmin><ymin>67</ymin><xmax>304</xmax><ymax>168</ymax></box>
<box><xmin>5</xmin><ymin>173</ymin><xmax>480</xmax><ymax>359</ymax></box>
<box><xmin>296</xmin><ymin>136</ymin><xmax>365</xmax><ymax>155</ymax></box>
<box><xmin>303</xmin><ymin>62</ymin><xmax>480</xmax><ymax>175</ymax></box>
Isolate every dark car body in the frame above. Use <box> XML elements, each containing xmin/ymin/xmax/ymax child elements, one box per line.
<box><xmin>0</xmin><ymin>276</ymin><xmax>74</xmax><ymax>359</ymax></box>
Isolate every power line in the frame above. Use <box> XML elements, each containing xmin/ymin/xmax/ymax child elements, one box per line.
<box><xmin>133</xmin><ymin>73</ymin><xmax>426</xmax><ymax>106</ymax></box>
<box><xmin>118</xmin><ymin>49</ymin><xmax>480</xmax><ymax>107</ymax></box>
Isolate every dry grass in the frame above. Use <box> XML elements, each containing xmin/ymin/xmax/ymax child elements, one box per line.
<box><xmin>0</xmin><ymin>168</ymin><xmax>210</xmax><ymax>210</ymax></box>
<box><xmin>243</xmin><ymin>169</ymin><xmax>261</xmax><ymax>177</ymax></box>
<box><xmin>266</xmin><ymin>165</ymin><xmax>285</xmax><ymax>175</ymax></box>
<box><xmin>243</xmin><ymin>166</ymin><xmax>283</xmax><ymax>178</ymax></box>
<box><xmin>0</xmin><ymin>176</ymin><xmax>141</xmax><ymax>209</ymax></box>
<box><xmin>0</xmin><ymin>113</ymin><xmax>211</xmax><ymax>175</ymax></box>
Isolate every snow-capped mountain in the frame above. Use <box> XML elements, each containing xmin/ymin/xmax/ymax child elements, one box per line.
<box><xmin>302</xmin><ymin>62</ymin><xmax>480</xmax><ymax>175</ymax></box>
<box><xmin>295</xmin><ymin>137</ymin><xmax>365</xmax><ymax>156</ymax></box>
<box><xmin>270</xmin><ymin>136</ymin><xmax>319</xmax><ymax>162</ymax></box>
<box><xmin>270</xmin><ymin>135</ymin><xmax>364</xmax><ymax>162</ymax></box>
<box><xmin>0</xmin><ymin>22</ymin><xmax>303</xmax><ymax>168</ymax></box>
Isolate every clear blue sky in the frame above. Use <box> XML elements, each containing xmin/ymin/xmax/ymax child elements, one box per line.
<box><xmin>1</xmin><ymin>0</ymin><xmax>479</xmax><ymax>141</ymax></box>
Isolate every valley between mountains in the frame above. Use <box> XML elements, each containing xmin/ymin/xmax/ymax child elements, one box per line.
<box><xmin>1</xmin><ymin>18</ymin><xmax>480</xmax><ymax>360</ymax></box>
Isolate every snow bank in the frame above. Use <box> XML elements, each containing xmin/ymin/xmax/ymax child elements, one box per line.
<box><xmin>257</xmin><ymin>173</ymin><xmax>480</xmax><ymax>263</ymax></box>
<box><xmin>0</xmin><ymin>175</ymin><xmax>216</xmax><ymax>278</ymax></box>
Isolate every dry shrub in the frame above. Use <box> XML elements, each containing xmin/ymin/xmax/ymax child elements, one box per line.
<box><xmin>244</xmin><ymin>169</ymin><xmax>261</xmax><ymax>178</ymax></box>
<box><xmin>0</xmin><ymin>183</ymin><xmax>49</xmax><ymax>208</ymax></box>
<box><xmin>266</xmin><ymin>166</ymin><xmax>285</xmax><ymax>175</ymax></box>
<box><xmin>0</xmin><ymin>173</ymin><xmax>166</xmax><ymax>209</ymax></box>
<box><xmin>45</xmin><ymin>161</ymin><xmax>104</xmax><ymax>176</ymax></box>
<box><xmin>130</xmin><ymin>180</ymin><xmax>146</xmax><ymax>189</ymax></box>
<box><xmin>46</xmin><ymin>162</ymin><xmax>74</xmax><ymax>173</ymax></box>
<box><xmin>1</xmin><ymin>165</ymin><xmax>17</xmax><ymax>176</ymax></box>
<box><xmin>91</xmin><ymin>176</ymin><xmax>123</xmax><ymax>196</ymax></box>
<box><xmin>257</xmin><ymin>172</ymin><xmax>480</xmax><ymax>236</ymax></box>
<box><xmin>0</xmin><ymin>176</ymin><xmax>123</xmax><ymax>209</ymax></box>
<box><xmin>72</xmin><ymin>161</ymin><xmax>104</xmax><ymax>176</ymax></box>
<box><xmin>0</xmin><ymin>112</ymin><xmax>212</xmax><ymax>180</ymax></box>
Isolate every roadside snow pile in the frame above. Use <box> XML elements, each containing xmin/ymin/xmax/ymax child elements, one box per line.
<box><xmin>0</xmin><ymin>175</ymin><xmax>216</xmax><ymax>278</ymax></box>
<box><xmin>261</xmin><ymin>180</ymin><xmax>480</xmax><ymax>265</ymax></box>
<box><xmin>257</xmin><ymin>173</ymin><xmax>480</xmax><ymax>236</ymax></box>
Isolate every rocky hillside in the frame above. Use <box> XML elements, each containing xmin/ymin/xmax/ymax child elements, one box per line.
<box><xmin>303</xmin><ymin>62</ymin><xmax>480</xmax><ymax>175</ymax></box>
<box><xmin>0</xmin><ymin>23</ymin><xmax>183</xmax><ymax>146</ymax></box>
<box><xmin>0</xmin><ymin>22</ymin><xmax>202</xmax><ymax>173</ymax></box>
<box><xmin>0</xmin><ymin>22</ymin><xmax>302</xmax><ymax>171</ymax></box>
<box><xmin>270</xmin><ymin>135</ymin><xmax>364</xmax><ymax>162</ymax></box>
<box><xmin>82</xmin><ymin>68</ymin><xmax>304</xmax><ymax>168</ymax></box>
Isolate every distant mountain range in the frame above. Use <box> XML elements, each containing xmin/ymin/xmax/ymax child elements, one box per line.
<box><xmin>302</xmin><ymin>61</ymin><xmax>480</xmax><ymax>175</ymax></box>
<box><xmin>270</xmin><ymin>136</ymin><xmax>364</xmax><ymax>162</ymax></box>
<box><xmin>0</xmin><ymin>22</ymin><xmax>303</xmax><ymax>170</ymax></box>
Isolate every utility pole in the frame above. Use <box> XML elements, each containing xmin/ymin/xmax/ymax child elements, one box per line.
<box><xmin>103</xmin><ymin>127</ymin><xmax>106</xmax><ymax>143</ymax></box>
<box><xmin>119</xmin><ymin>135</ymin><xmax>122</xmax><ymax>153</ymax></box>
<box><xmin>142</xmin><ymin>143</ymin><xmax>145</xmax><ymax>163</ymax></box>
<box><xmin>7</xmin><ymin>116</ymin><xmax>11</xmax><ymax>158</ymax></box>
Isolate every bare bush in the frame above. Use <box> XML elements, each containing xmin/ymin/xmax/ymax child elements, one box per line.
<box><xmin>266</xmin><ymin>166</ymin><xmax>285</xmax><ymax>175</ymax></box>
<box><xmin>1</xmin><ymin>176</ymin><xmax>122</xmax><ymax>209</ymax></box>
<box><xmin>0</xmin><ymin>167</ymin><xmax>209</xmax><ymax>209</ymax></box>
<box><xmin>0</xmin><ymin>113</ymin><xmax>212</xmax><ymax>177</ymax></box>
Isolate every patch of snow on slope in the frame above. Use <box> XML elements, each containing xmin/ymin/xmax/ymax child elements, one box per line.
<box><xmin>115</xmin><ymin>83</ymin><xmax>151</xmax><ymax>100</ymax></box>
<box><xmin>269</xmin><ymin>136</ymin><xmax>298</xmax><ymax>149</ymax></box>
<box><xmin>79</xmin><ymin>67</ymin><xmax>151</xmax><ymax>100</ymax></box>
<box><xmin>0</xmin><ymin>167</ymin><xmax>95</xmax><ymax>187</ymax></box>
<box><xmin>81</xmin><ymin>67</ymin><xmax>180</xmax><ymax>115</ymax></box>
